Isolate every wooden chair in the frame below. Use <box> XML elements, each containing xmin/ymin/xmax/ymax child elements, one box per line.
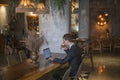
<box><xmin>101</xmin><ymin>38</ymin><xmax>112</xmax><ymax>53</ymax></box>
<box><xmin>73</xmin><ymin>57</ymin><xmax>86</xmax><ymax>80</ymax></box>
<box><xmin>91</xmin><ymin>39</ymin><xmax>102</xmax><ymax>54</ymax></box>
<box><xmin>62</xmin><ymin>56</ymin><xmax>86</xmax><ymax>80</ymax></box>
<box><xmin>4</xmin><ymin>45</ymin><xmax>13</xmax><ymax>66</ymax></box>
<box><xmin>18</xmin><ymin>50</ymin><xmax>27</xmax><ymax>62</ymax></box>
<box><xmin>62</xmin><ymin>67</ymin><xmax>71</xmax><ymax>80</ymax></box>
<box><xmin>5</xmin><ymin>46</ymin><xmax>21</xmax><ymax>66</ymax></box>
<box><xmin>113</xmin><ymin>37</ymin><xmax>120</xmax><ymax>53</ymax></box>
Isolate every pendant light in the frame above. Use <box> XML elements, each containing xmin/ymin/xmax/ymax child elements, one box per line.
<box><xmin>16</xmin><ymin>0</ymin><xmax>35</xmax><ymax>13</ymax></box>
<box><xmin>33</xmin><ymin>0</ymin><xmax>49</xmax><ymax>14</ymax></box>
<box><xmin>0</xmin><ymin>0</ymin><xmax>9</xmax><ymax>6</ymax></box>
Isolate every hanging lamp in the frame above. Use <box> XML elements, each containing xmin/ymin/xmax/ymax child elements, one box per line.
<box><xmin>33</xmin><ymin>0</ymin><xmax>49</xmax><ymax>14</ymax></box>
<box><xmin>0</xmin><ymin>0</ymin><xmax>9</xmax><ymax>6</ymax></box>
<box><xmin>16</xmin><ymin>0</ymin><xmax>35</xmax><ymax>13</ymax></box>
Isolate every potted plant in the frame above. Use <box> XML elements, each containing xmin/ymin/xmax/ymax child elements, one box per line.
<box><xmin>22</xmin><ymin>30</ymin><xmax>43</xmax><ymax>63</ymax></box>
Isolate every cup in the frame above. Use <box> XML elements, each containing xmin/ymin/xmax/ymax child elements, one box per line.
<box><xmin>61</xmin><ymin>44</ymin><xmax>65</xmax><ymax>48</ymax></box>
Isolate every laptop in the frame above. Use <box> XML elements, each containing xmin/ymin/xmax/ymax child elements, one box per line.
<box><xmin>43</xmin><ymin>48</ymin><xmax>52</xmax><ymax>59</ymax></box>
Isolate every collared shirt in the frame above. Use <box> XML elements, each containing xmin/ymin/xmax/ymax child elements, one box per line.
<box><xmin>69</xmin><ymin>43</ymin><xmax>74</xmax><ymax>49</ymax></box>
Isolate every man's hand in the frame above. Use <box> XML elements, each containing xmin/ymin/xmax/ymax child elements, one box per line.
<box><xmin>61</xmin><ymin>44</ymin><xmax>68</xmax><ymax>50</ymax></box>
<box><xmin>48</xmin><ymin>56</ymin><xmax>55</xmax><ymax>61</ymax></box>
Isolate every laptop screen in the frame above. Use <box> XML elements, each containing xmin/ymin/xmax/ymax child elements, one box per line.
<box><xmin>43</xmin><ymin>48</ymin><xmax>51</xmax><ymax>59</ymax></box>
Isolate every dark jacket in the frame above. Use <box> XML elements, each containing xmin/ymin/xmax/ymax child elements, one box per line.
<box><xmin>53</xmin><ymin>44</ymin><xmax>82</xmax><ymax>77</ymax></box>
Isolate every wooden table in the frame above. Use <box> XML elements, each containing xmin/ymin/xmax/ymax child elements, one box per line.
<box><xmin>19</xmin><ymin>63</ymin><xmax>60</xmax><ymax>80</ymax></box>
<box><xmin>2</xmin><ymin>55</ymin><xmax>61</xmax><ymax>80</ymax></box>
<box><xmin>2</xmin><ymin>59</ymin><xmax>39</xmax><ymax>80</ymax></box>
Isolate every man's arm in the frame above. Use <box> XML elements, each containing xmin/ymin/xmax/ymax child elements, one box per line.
<box><xmin>64</xmin><ymin>49</ymin><xmax>69</xmax><ymax>54</ymax></box>
<box><xmin>52</xmin><ymin>49</ymin><xmax>75</xmax><ymax>64</ymax></box>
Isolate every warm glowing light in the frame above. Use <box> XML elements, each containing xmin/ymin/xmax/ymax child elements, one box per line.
<box><xmin>24</xmin><ymin>3</ymin><xmax>27</xmax><ymax>6</ymax></box>
<box><xmin>16</xmin><ymin>0</ymin><xmax>49</xmax><ymax>14</ymax></box>
<box><xmin>71</xmin><ymin>0</ymin><xmax>79</xmax><ymax>13</ymax></box>
<box><xmin>98</xmin><ymin>14</ymin><xmax>102</xmax><ymax>18</ymax></box>
<box><xmin>97</xmin><ymin>13</ymin><xmax>108</xmax><ymax>26</ymax></box>
<box><xmin>29</xmin><ymin>12</ymin><xmax>38</xmax><ymax>16</ymax></box>
<box><xmin>36</xmin><ymin>26</ymin><xmax>39</xmax><ymax>34</ymax></box>
<box><xmin>36</xmin><ymin>32</ymin><xmax>39</xmax><ymax>34</ymax></box>
<box><xmin>104</xmin><ymin>21</ymin><xmax>106</xmax><ymax>25</ymax></box>
<box><xmin>101</xmin><ymin>18</ymin><xmax>104</xmax><ymax>21</ymax></box>
<box><xmin>0</xmin><ymin>6</ymin><xmax>7</xmax><ymax>26</ymax></box>
<box><xmin>33</xmin><ymin>2</ymin><xmax>49</xmax><ymax>14</ymax></box>
<box><xmin>98</xmin><ymin>65</ymin><xmax>106</xmax><ymax>74</ymax></box>
<box><xmin>98</xmin><ymin>66</ymin><xmax>103</xmax><ymax>73</ymax></box>
<box><xmin>38</xmin><ymin>3</ymin><xmax>45</xmax><ymax>10</ymax></box>
<box><xmin>97</xmin><ymin>22</ymin><xmax>100</xmax><ymax>24</ymax></box>
<box><xmin>0</xmin><ymin>6</ymin><xmax>6</xmax><ymax>11</ymax></box>
<box><xmin>16</xmin><ymin>0</ymin><xmax>35</xmax><ymax>13</ymax></box>
<box><xmin>105</xmin><ymin>13</ymin><xmax>108</xmax><ymax>16</ymax></box>
<box><xmin>100</xmin><ymin>22</ymin><xmax>104</xmax><ymax>26</ymax></box>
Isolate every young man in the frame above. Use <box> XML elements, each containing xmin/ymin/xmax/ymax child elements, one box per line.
<box><xmin>49</xmin><ymin>33</ymin><xmax>82</xmax><ymax>80</ymax></box>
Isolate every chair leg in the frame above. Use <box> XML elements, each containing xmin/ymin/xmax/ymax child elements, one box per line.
<box><xmin>110</xmin><ymin>48</ymin><xmax>111</xmax><ymax>53</ymax></box>
<box><xmin>78</xmin><ymin>75</ymin><xmax>84</xmax><ymax>80</ymax></box>
<box><xmin>77</xmin><ymin>71</ymin><xmax>90</xmax><ymax>80</ymax></box>
<box><xmin>6</xmin><ymin>56</ymin><xmax>10</xmax><ymax>66</ymax></box>
<box><xmin>18</xmin><ymin>52</ymin><xmax>22</xmax><ymax>62</ymax></box>
<box><xmin>1</xmin><ymin>72</ymin><xmax>5</xmax><ymax>80</ymax></box>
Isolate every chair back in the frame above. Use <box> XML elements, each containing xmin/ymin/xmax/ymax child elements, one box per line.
<box><xmin>73</xmin><ymin>56</ymin><xmax>85</xmax><ymax>80</ymax></box>
<box><xmin>113</xmin><ymin>36</ymin><xmax>120</xmax><ymax>53</ymax></box>
<box><xmin>101</xmin><ymin>38</ymin><xmax>112</xmax><ymax>53</ymax></box>
<box><xmin>62</xmin><ymin>67</ymin><xmax>71</xmax><ymax>80</ymax></box>
<box><xmin>62</xmin><ymin>56</ymin><xmax>85</xmax><ymax>80</ymax></box>
<box><xmin>18</xmin><ymin>50</ymin><xmax>27</xmax><ymax>62</ymax></box>
<box><xmin>91</xmin><ymin>39</ymin><xmax>102</xmax><ymax>53</ymax></box>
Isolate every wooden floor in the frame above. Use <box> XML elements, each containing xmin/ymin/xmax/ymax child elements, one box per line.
<box><xmin>82</xmin><ymin>53</ymin><xmax>120</xmax><ymax>80</ymax></box>
<box><xmin>88</xmin><ymin>53</ymin><xmax>120</xmax><ymax>80</ymax></box>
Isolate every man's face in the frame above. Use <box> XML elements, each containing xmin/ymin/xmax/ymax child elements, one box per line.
<box><xmin>63</xmin><ymin>39</ymin><xmax>69</xmax><ymax>46</ymax></box>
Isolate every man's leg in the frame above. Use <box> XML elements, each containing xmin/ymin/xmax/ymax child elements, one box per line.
<box><xmin>53</xmin><ymin>64</ymin><xmax>69</xmax><ymax>80</ymax></box>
